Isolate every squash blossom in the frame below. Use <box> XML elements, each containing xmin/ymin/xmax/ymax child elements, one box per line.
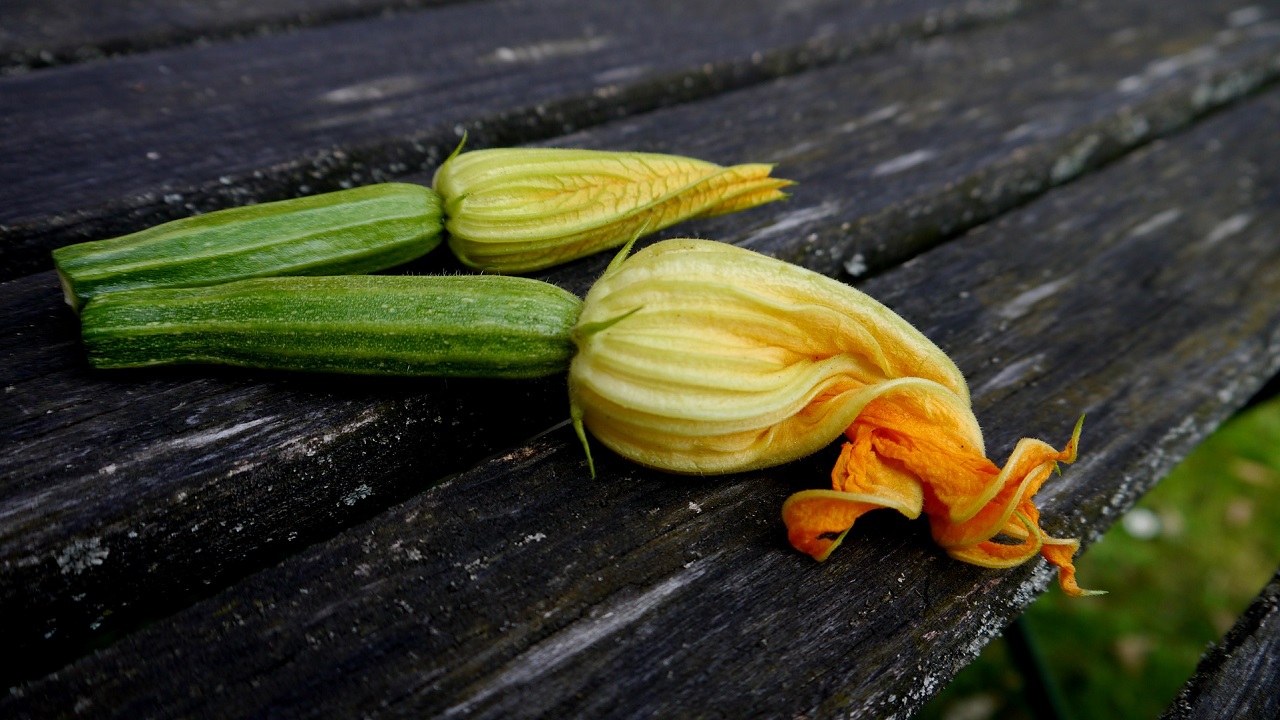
<box><xmin>569</xmin><ymin>238</ymin><xmax>1098</xmax><ymax>596</ymax></box>
<box><xmin>433</xmin><ymin>147</ymin><xmax>792</xmax><ymax>273</ymax></box>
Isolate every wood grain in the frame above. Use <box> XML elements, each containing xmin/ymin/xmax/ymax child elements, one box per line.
<box><xmin>0</xmin><ymin>0</ymin><xmax>1042</xmax><ymax>281</ymax></box>
<box><xmin>1163</xmin><ymin>565</ymin><xmax>1280</xmax><ymax>720</ymax></box>
<box><xmin>0</xmin><ymin>0</ymin><xmax>463</xmax><ymax>73</ymax></box>
<box><xmin>4</xmin><ymin>0</ymin><xmax>1279</xmax><ymax>686</ymax></box>
<box><xmin>6</xmin><ymin>67</ymin><xmax>1280</xmax><ymax>720</ymax></box>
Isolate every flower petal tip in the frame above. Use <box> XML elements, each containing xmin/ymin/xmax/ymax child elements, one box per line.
<box><xmin>787</xmin><ymin>527</ymin><xmax>847</xmax><ymax>563</ymax></box>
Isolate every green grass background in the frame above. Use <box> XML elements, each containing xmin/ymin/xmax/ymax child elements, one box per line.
<box><xmin>919</xmin><ymin>395</ymin><xmax>1280</xmax><ymax>720</ymax></box>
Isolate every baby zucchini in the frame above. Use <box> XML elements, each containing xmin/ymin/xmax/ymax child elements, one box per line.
<box><xmin>54</xmin><ymin>183</ymin><xmax>444</xmax><ymax>311</ymax></box>
<box><xmin>80</xmin><ymin>275</ymin><xmax>582</xmax><ymax>378</ymax></box>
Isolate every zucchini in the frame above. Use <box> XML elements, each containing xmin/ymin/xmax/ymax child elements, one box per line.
<box><xmin>53</xmin><ymin>183</ymin><xmax>444</xmax><ymax>311</ymax></box>
<box><xmin>80</xmin><ymin>275</ymin><xmax>582</xmax><ymax>378</ymax></box>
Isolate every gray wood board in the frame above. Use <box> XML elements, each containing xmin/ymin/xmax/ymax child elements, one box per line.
<box><xmin>4</xmin><ymin>0</ymin><xmax>1280</xmax><ymax>685</ymax></box>
<box><xmin>1163</xmin><ymin>565</ymin><xmax>1280</xmax><ymax>720</ymax></box>
<box><xmin>0</xmin><ymin>0</ymin><xmax>1040</xmax><ymax>280</ymax></box>
<box><xmin>6</xmin><ymin>61</ymin><xmax>1280</xmax><ymax>720</ymax></box>
<box><xmin>0</xmin><ymin>0</ymin><xmax>462</xmax><ymax>72</ymax></box>
<box><xmin>534</xmin><ymin>0</ymin><xmax>1280</xmax><ymax>288</ymax></box>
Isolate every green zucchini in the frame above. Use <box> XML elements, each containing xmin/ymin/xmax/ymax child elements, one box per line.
<box><xmin>80</xmin><ymin>275</ymin><xmax>583</xmax><ymax>378</ymax></box>
<box><xmin>53</xmin><ymin>183</ymin><xmax>444</xmax><ymax>312</ymax></box>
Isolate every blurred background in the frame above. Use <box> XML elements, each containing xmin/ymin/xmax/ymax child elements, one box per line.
<box><xmin>920</xmin><ymin>393</ymin><xmax>1280</xmax><ymax>720</ymax></box>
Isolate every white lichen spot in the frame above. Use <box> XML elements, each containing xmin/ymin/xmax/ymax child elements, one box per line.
<box><xmin>342</xmin><ymin>484</ymin><xmax>373</xmax><ymax>506</ymax></box>
<box><xmin>1051</xmin><ymin>134</ymin><xmax>1101</xmax><ymax>182</ymax></box>
<box><xmin>168</xmin><ymin>417</ymin><xmax>273</xmax><ymax>451</ymax></box>
<box><xmin>593</xmin><ymin>65</ymin><xmax>648</xmax><ymax>84</ymax></box>
<box><xmin>1217</xmin><ymin>377</ymin><xmax>1242</xmax><ymax>404</ymax></box>
<box><xmin>459</xmin><ymin>557</ymin><xmax>489</xmax><ymax>580</ymax></box>
<box><xmin>1228</xmin><ymin>6</ymin><xmax>1265</xmax><ymax>27</ymax></box>
<box><xmin>975</xmin><ymin>353</ymin><xmax>1045</xmax><ymax>395</ymax></box>
<box><xmin>1204</xmin><ymin>212</ymin><xmax>1253</xmax><ymax>246</ymax></box>
<box><xmin>280</xmin><ymin>409</ymin><xmax>378</xmax><ymax>461</ymax></box>
<box><xmin>996</xmin><ymin>276</ymin><xmax>1073</xmax><ymax>319</ymax></box>
<box><xmin>838</xmin><ymin>103</ymin><xmax>902</xmax><ymax>133</ymax></box>
<box><xmin>519</xmin><ymin>532</ymin><xmax>547</xmax><ymax>545</ymax></box>
<box><xmin>1122</xmin><ymin>44</ymin><xmax>1221</xmax><ymax>96</ymax></box>
<box><xmin>227</xmin><ymin>460</ymin><xmax>258</xmax><ymax>477</ymax></box>
<box><xmin>1116</xmin><ymin>75</ymin><xmax>1147</xmax><ymax>94</ymax></box>
<box><xmin>1149</xmin><ymin>46</ymin><xmax>1218</xmax><ymax>79</ymax></box>
<box><xmin>320</xmin><ymin>75</ymin><xmax>419</xmax><ymax>103</ymax></box>
<box><xmin>843</xmin><ymin>253</ymin><xmax>868</xmax><ymax>277</ymax></box>
<box><xmin>1127</xmin><ymin>208</ymin><xmax>1182</xmax><ymax>238</ymax></box>
<box><xmin>688</xmin><ymin>501</ymin><xmax>702</xmax><ymax>514</ymax></box>
<box><xmin>483</xmin><ymin>36</ymin><xmax>609</xmax><ymax>64</ymax></box>
<box><xmin>98</xmin><ymin>464</ymin><xmax>117</xmax><ymax>476</ymax></box>
<box><xmin>1118</xmin><ymin>114</ymin><xmax>1151</xmax><ymax>144</ymax></box>
<box><xmin>56</xmin><ymin>538</ymin><xmax>109</xmax><ymax>575</ymax></box>
<box><xmin>872</xmin><ymin>149</ymin><xmax>937</xmax><ymax>177</ymax></box>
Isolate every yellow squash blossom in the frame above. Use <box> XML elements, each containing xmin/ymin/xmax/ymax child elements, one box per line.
<box><xmin>570</xmin><ymin>238</ymin><xmax>1098</xmax><ymax>596</ymax></box>
<box><xmin>434</xmin><ymin>147</ymin><xmax>791</xmax><ymax>273</ymax></box>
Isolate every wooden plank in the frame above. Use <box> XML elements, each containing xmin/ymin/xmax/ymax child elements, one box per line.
<box><xmin>1162</xmin><ymin>565</ymin><xmax>1280</xmax><ymax>720</ymax></box>
<box><xmin>0</xmin><ymin>0</ymin><xmax>461</xmax><ymax>73</ymax></box>
<box><xmin>4</xmin><ymin>0</ymin><xmax>1278</xmax><ymax>685</ymax></box>
<box><xmin>534</xmin><ymin>0</ymin><xmax>1280</xmax><ymax>287</ymax></box>
<box><xmin>7</xmin><ymin>75</ymin><xmax>1280</xmax><ymax>720</ymax></box>
<box><xmin>0</xmin><ymin>0</ymin><xmax>1039</xmax><ymax>281</ymax></box>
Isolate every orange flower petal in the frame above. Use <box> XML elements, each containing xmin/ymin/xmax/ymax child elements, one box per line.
<box><xmin>783</xmin><ymin>437</ymin><xmax>925</xmax><ymax>561</ymax></box>
<box><xmin>782</xmin><ymin>484</ymin><xmax>922</xmax><ymax>562</ymax></box>
<box><xmin>945</xmin><ymin>512</ymin><xmax>1044</xmax><ymax>569</ymax></box>
<box><xmin>787</xmin><ymin>387</ymin><xmax>1094</xmax><ymax>596</ymax></box>
<box><xmin>930</xmin><ymin>453</ymin><xmax>1055</xmax><ymax>549</ymax></box>
<box><xmin>1041</xmin><ymin>535</ymin><xmax>1106</xmax><ymax>598</ymax></box>
<box><xmin>838</xmin><ymin>390</ymin><xmax>998</xmax><ymax>523</ymax></box>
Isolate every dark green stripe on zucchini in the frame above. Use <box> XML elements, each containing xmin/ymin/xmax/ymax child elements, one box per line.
<box><xmin>53</xmin><ymin>183</ymin><xmax>444</xmax><ymax>311</ymax></box>
<box><xmin>80</xmin><ymin>275</ymin><xmax>583</xmax><ymax>378</ymax></box>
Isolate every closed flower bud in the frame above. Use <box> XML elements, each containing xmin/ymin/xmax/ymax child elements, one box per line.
<box><xmin>570</xmin><ymin>238</ymin><xmax>1096</xmax><ymax>596</ymax></box>
<box><xmin>568</xmin><ymin>238</ymin><xmax>967</xmax><ymax>474</ymax></box>
<box><xmin>434</xmin><ymin>148</ymin><xmax>791</xmax><ymax>273</ymax></box>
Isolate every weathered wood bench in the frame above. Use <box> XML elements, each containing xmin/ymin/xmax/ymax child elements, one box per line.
<box><xmin>4</xmin><ymin>0</ymin><xmax>1280</xmax><ymax>717</ymax></box>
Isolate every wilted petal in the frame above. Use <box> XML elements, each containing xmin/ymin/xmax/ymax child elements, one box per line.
<box><xmin>928</xmin><ymin>420</ymin><xmax>1081</xmax><ymax>549</ymax></box>
<box><xmin>786</xmin><ymin>387</ymin><xmax>1092</xmax><ymax>595</ymax></box>
<box><xmin>945</xmin><ymin>511</ymin><xmax>1045</xmax><ymax>569</ymax></box>
<box><xmin>782</xmin><ymin>485</ymin><xmax>922</xmax><ymax>562</ymax></box>
<box><xmin>1040</xmin><ymin>535</ymin><xmax>1106</xmax><ymax>598</ymax></box>
<box><xmin>782</xmin><ymin>425</ymin><xmax>927</xmax><ymax>561</ymax></box>
<box><xmin>434</xmin><ymin>148</ymin><xmax>792</xmax><ymax>273</ymax></box>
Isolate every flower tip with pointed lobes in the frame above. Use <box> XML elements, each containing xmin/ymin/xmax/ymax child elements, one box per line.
<box><xmin>784</xmin><ymin>395</ymin><xmax>1098</xmax><ymax>597</ymax></box>
<box><xmin>434</xmin><ymin>147</ymin><xmax>792</xmax><ymax>273</ymax></box>
<box><xmin>1041</xmin><ymin>535</ymin><xmax>1105</xmax><ymax>597</ymax></box>
<box><xmin>568</xmin><ymin>238</ymin><xmax>967</xmax><ymax>475</ymax></box>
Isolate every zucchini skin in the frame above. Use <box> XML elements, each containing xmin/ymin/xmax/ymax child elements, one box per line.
<box><xmin>53</xmin><ymin>183</ymin><xmax>444</xmax><ymax>311</ymax></box>
<box><xmin>80</xmin><ymin>275</ymin><xmax>583</xmax><ymax>378</ymax></box>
